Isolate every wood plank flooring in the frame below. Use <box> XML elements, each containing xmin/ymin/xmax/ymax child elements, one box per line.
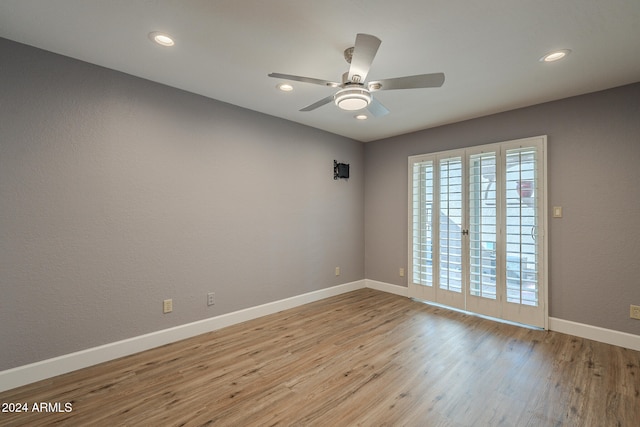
<box><xmin>1</xmin><ymin>289</ymin><xmax>639</xmax><ymax>426</ymax></box>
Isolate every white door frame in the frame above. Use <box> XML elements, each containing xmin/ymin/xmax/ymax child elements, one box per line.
<box><xmin>408</xmin><ymin>136</ymin><xmax>548</xmax><ymax>329</ymax></box>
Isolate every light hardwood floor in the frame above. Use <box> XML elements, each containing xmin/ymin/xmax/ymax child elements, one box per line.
<box><xmin>1</xmin><ymin>289</ymin><xmax>639</xmax><ymax>426</ymax></box>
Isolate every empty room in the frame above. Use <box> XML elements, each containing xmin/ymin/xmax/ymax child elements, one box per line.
<box><xmin>1</xmin><ymin>1</ymin><xmax>639</xmax><ymax>426</ymax></box>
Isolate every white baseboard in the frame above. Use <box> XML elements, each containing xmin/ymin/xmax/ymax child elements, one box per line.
<box><xmin>0</xmin><ymin>280</ymin><xmax>365</xmax><ymax>393</ymax></box>
<box><xmin>548</xmin><ymin>317</ymin><xmax>640</xmax><ymax>352</ymax></box>
<box><xmin>365</xmin><ymin>279</ymin><xmax>409</xmax><ymax>297</ymax></box>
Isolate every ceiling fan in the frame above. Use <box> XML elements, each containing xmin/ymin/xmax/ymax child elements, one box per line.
<box><xmin>268</xmin><ymin>33</ymin><xmax>445</xmax><ymax>117</ymax></box>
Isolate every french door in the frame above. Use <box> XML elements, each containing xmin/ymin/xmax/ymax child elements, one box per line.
<box><xmin>409</xmin><ymin>136</ymin><xmax>547</xmax><ymax>328</ymax></box>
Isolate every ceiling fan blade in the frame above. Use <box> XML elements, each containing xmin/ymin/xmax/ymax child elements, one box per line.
<box><xmin>347</xmin><ymin>34</ymin><xmax>381</xmax><ymax>83</ymax></box>
<box><xmin>268</xmin><ymin>72</ymin><xmax>340</xmax><ymax>87</ymax></box>
<box><xmin>367</xmin><ymin>97</ymin><xmax>389</xmax><ymax>117</ymax></box>
<box><xmin>300</xmin><ymin>95</ymin><xmax>335</xmax><ymax>112</ymax></box>
<box><xmin>369</xmin><ymin>73</ymin><xmax>445</xmax><ymax>91</ymax></box>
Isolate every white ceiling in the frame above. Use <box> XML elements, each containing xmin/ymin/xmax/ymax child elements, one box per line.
<box><xmin>1</xmin><ymin>0</ymin><xmax>639</xmax><ymax>142</ymax></box>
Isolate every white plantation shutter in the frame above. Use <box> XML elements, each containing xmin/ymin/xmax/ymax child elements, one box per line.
<box><xmin>469</xmin><ymin>152</ymin><xmax>498</xmax><ymax>300</ymax></box>
<box><xmin>411</xmin><ymin>160</ymin><xmax>434</xmax><ymax>286</ymax></box>
<box><xmin>505</xmin><ymin>147</ymin><xmax>540</xmax><ymax>306</ymax></box>
<box><xmin>438</xmin><ymin>157</ymin><xmax>463</xmax><ymax>293</ymax></box>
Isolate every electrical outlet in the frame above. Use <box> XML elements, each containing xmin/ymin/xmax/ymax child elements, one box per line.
<box><xmin>630</xmin><ymin>305</ymin><xmax>640</xmax><ymax>320</ymax></box>
<box><xmin>335</xmin><ymin>267</ymin><xmax>340</xmax><ymax>276</ymax></box>
<box><xmin>163</xmin><ymin>299</ymin><xmax>173</xmax><ymax>314</ymax></box>
<box><xmin>207</xmin><ymin>292</ymin><xmax>215</xmax><ymax>306</ymax></box>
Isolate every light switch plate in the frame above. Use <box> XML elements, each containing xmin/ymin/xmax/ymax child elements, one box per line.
<box><xmin>553</xmin><ymin>206</ymin><xmax>563</xmax><ymax>218</ymax></box>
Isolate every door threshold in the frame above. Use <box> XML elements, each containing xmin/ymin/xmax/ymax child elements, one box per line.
<box><xmin>410</xmin><ymin>297</ymin><xmax>544</xmax><ymax>331</ymax></box>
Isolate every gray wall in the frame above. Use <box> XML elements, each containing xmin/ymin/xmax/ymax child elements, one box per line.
<box><xmin>0</xmin><ymin>38</ymin><xmax>364</xmax><ymax>370</ymax></box>
<box><xmin>365</xmin><ymin>82</ymin><xmax>640</xmax><ymax>335</ymax></box>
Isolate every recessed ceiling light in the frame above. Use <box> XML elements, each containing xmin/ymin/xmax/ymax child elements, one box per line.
<box><xmin>355</xmin><ymin>114</ymin><xmax>368</xmax><ymax>120</ymax></box>
<box><xmin>277</xmin><ymin>83</ymin><xmax>293</xmax><ymax>92</ymax></box>
<box><xmin>540</xmin><ymin>49</ymin><xmax>571</xmax><ymax>62</ymax></box>
<box><xmin>149</xmin><ymin>31</ymin><xmax>175</xmax><ymax>47</ymax></box>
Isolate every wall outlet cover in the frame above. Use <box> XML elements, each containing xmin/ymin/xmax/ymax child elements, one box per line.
<box><xmin>163</xmin><ymin>299</ymin><xmax>173</xmax><ymax>313</ymax></box>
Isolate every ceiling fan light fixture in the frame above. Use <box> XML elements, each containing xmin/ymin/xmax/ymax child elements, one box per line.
<box><xmin>334</xmin><ymin>87</ymin><xmax>371</xmax><ymax>111</ymax></box>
